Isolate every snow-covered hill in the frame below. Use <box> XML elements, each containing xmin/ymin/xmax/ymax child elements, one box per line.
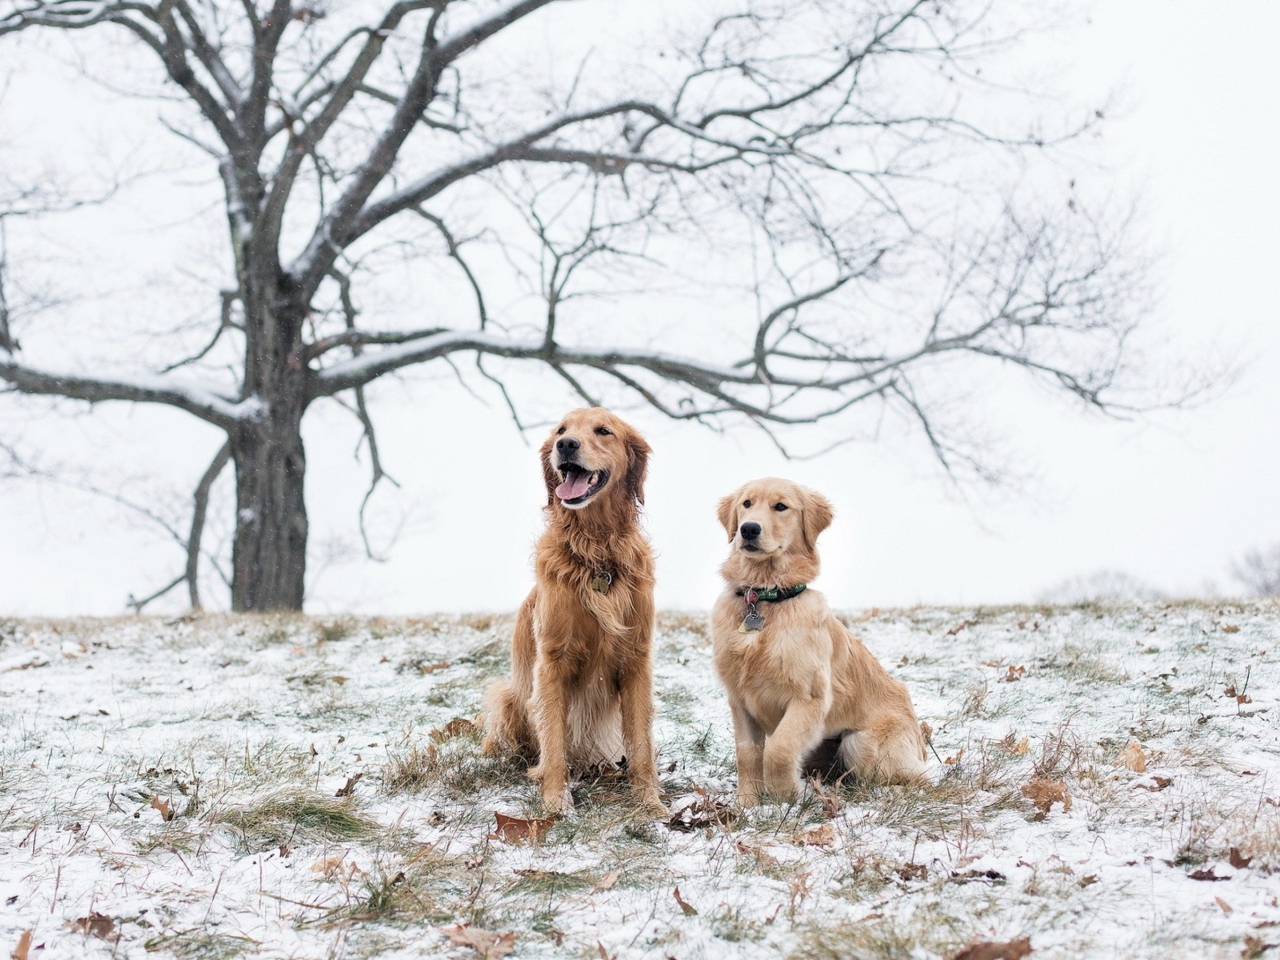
<box><xmin>2</xmin><ymin>602</ymin><xmax>1277</xmax><ymax>959</ymax></box>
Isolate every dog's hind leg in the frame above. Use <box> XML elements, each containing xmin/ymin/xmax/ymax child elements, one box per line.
<box><xmin>838</xmin><ymin>716</ymin><xmax>927</xmax><ymax>784</ymax></box>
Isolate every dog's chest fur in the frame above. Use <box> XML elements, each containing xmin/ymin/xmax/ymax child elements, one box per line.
<box><xmin>710</xmin><ymin>591</ymin><xmax>832</xmax><ymax>730</ymax></box>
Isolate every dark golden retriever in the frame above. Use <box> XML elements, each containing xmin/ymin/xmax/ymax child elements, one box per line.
<box><xmin>482</xmin><ymin>408</ymin><xmax>664</xmax><ymax>815</ymax></box>
<box><xmin>711</xmin><ymin>477</ymin><xmax>927</xmax><ymax>805</ymax></box>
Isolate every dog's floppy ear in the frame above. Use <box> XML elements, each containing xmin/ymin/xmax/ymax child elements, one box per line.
<box><xmin>539</xmin><ymin>433</ymin><xmax>560</xmax><ymax>506</ymax></box>
<box><xmin>800</xmin><ymin>488</ymin><xmax>834</xmax><ymax>554</ymax></box>
<box><xmin>625</xmin><ymin>430</ymin><xmax>651</xmax><ymax>505</ymax></box>
<box><xmin>717</xmin><ymin>492</ymin><xmax>739</xmax><ymax>540</ymax></box>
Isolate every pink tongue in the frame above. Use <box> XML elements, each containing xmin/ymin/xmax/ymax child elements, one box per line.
<box><xmin>556</xmin><ymin>472</ymin><xmax>592</xmax><ymax>500</ymax></box>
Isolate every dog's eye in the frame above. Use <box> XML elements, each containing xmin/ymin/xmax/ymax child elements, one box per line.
<box><xmin>556</xmin><ymin>426</ymin><xmax>566</xmax><ymax>435</ymax></box>
<box><xmin>595</xmin><ymin>427</ymin><xmax>612</xmax><ymax>436</ymax></box>
<box><xmin>743</xmin><ymin>500</ymin><xmax>752</xmax><ymax>508</ymax></box>
<box><xmin>774</xmin><ymin>502</ymin><xmax>788</xmax><ymax>512</ymax></box>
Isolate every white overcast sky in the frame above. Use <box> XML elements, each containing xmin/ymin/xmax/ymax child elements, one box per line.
<box><xmin>1</xmin><ymin>1</ymin><xmax>1278</xmax><ymax>616</ymax></box>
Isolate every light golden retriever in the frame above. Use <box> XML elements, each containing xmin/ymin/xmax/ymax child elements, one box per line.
<box><xmin>482</xmin><ymin>408</ymin><xmax>664</xmax><ymax>815</ymax></box>
<box><xmin>711</xmin><ymin>478</ymin><xmax>927</xmax><ymax>805</ymax></box>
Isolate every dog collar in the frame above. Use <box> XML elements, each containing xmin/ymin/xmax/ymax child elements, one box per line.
<box><xmin>735</xmin><ymin>584</ymin><xmax>807</xmax><ymax>604</ymax></box>
<box><xmin>734</xmin><ymin>584</ymin><xmax>806</xmax><ymax>634</ymax></box>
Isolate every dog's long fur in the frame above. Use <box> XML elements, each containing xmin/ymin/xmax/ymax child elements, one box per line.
<box><xmin>481</xmin><ymin>408</ymin><xmax>664</xmax><ymax>815</ymax></box>
<box><xmin>710</xmin><ymin>478</ymin><xmax>927</xmax><ymax>804</ymax></box>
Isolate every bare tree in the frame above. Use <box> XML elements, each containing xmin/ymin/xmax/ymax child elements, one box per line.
<box><xmin>1232</xmin><ymin>545</ymin><xmax>1280</xmax><ymax>597</ymax></box>
<box><xmin>1</xmin><ymin>0</ymin><xmax>1161</xmax><ymax>611</ymax></box>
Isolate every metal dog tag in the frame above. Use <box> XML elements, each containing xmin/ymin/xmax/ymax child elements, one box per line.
<box><xmin>739</xmin><ymin>606</ymin><xmax>765</xmax><ymax>633</ymax></box>
<box><xmin>591</xmin><ymin>571</ymin><xmax>613</xmax><ymax>593</ymax></box>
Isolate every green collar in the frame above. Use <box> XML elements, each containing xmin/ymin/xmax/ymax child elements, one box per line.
<box><xmin>735</xmin><ymin>584</ymin><xmax>807</xmax><ymax>603</ymax></box>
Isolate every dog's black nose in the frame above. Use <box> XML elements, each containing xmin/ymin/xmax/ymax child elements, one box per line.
<box><xmin>556</xmin><ymin>436</ymin><xmax>580</xmax><ymax>455</ymax></box>
<box><xmin>740</xmin><ymin>522</ymin><xmax>761</xmax><ymax>540</ymax></box>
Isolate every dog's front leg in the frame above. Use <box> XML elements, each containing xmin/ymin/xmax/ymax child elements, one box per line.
<box><xmin>618</xmin><ymin>661</ymin><xmax>666</xmax><ymax>817</ymax></box>
<box><xmin>531</xmin><ymin>658</ymin><xmax>573</xmax><ymax>814</ymax></box>
<box><xmin>763</xmin><ymin>696</ymin><xmax>827</xmax><ymax>802</ymax></box>
<box><xmin>730</xmin><ymin>701</ymin><xmax>765</xmax><ymax>807</ymax></box>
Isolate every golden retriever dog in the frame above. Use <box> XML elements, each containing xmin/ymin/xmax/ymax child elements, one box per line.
<box><xmin>482</xmin><ymin>408</ymin><xmax>664</xmax><ymax>816</ymax></box>
<box><xmin>711</xmin><ymin>478</ymin><xmax>927</xmax><ymax>805</ymax></box>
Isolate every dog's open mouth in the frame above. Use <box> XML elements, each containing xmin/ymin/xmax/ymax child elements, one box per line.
<box><xmin>555</xmin><ymin>464</ymin><xmax>609</xmax><ymax>507</ymax></box>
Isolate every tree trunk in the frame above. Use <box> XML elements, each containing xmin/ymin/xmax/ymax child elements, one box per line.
<box><xmin>230</xmin><ymin>280</ymin><xmax>311</xmax><ymax>611</ymax></box>
<box><xmin>230</xmin><ymin>406</ymin><xmax>308</xmax><ymax>611</ymax></box>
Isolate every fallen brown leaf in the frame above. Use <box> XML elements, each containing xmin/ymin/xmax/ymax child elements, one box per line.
<box><xmin>335</xmin><ymin>773</ymin><xmax>363</xmax><ymax>797</ymax></box>
<box><xmin>1230</xmin><ymin>847</ymin><xmax>1254</xmax><ymax>869</ymax></box>
<box><xmin>593</xmin><ymin>869</ymin><xmax>620</xmax><ymax>892</ymax></box>
<box><xmin>951</xmin><ymin>868</ymin><xmax>1007</xmax><ymax>885</ymax></box>
<box><xmin>1118</xmin><ymin>740</ymin><xmax>1148</xmax><ymax>773</ymax></box>
<box><xmin>67</xmin><ymin>913</ymin><xmax>117</xmax><ymax>941</ymax></box>
<box><xmin>430</xmin><ymin>717</ymin><xmax>478</xmax><ymax>743</ymax></box>
<box><xmin>734</xmin><ymin>841</ymin><xmax>783</xmax><ymax>869</ymax></box>
<box><xmin>1243</xmin><ymin>935</ymin><xmax>1277</xmax><ymax>959</ymax></box>
<box><xmin>802</xmin><ymin>823</ymin><xmax>836</xmax><ymax>846</ymax></box>
<box><xmin>441</xmin><ymin>924</ymin><xmax>516</xmax><ymax>960</ymax></box>
<box><xmin>952</xmin><ymin>937</ymin><xmax>1032</xmax><ymax>960</ymax></box>
<box><xmin>11</xmin><ymin>931</ymin><xmax>31</xmax><ymax>960</ymax></box>
<box><xmin>150</xmin><ymin>795</ymin><xmax>174</xmax><ymax>821</ymax></box>
<box><xmin>419</xmin><ymin>661</ymin><xmax>451</xmax><ymax>674</ymax></box>
<box><xmin>1078</xmin><ymin>874</ymin><xmax>1099</xmax><ymax>888</ymax></box>
<box><xmin>489</xmin><ymin>812</ymin><xmax>554</xmax><ymax>844</ymax></box>
<box><xmin>1003</xmin><ymin>665</ymin><xmax>1026</xmax><ymax>683</ymax></box>
<box><xmin>1222</xmin><ymin>624</ymin><xmax>1241</xmax><ymax>633</ymax></box>
<box><xmin>1021</xmin><ymin>778</ymin><xmax>1072</xmax><ymax>818</ymax></box>
<box><xmin>311</xmin><ymin>854</ymin><xmax>344</xmax><ymax>877</ymax></box>
<box><xmin>1135</xmin><ymin>776</ymin><xmax>1173</xmax><ymax>792</ymax></box>
<box><xmin>944</xmin><ymin>748</ymin><xmax>965</xmax><ymax>765</ymax></box>
<box><xmin>667</xmin><ymin>790</ymin><xmax>735</xmax><ymax>831</ymax></box>
<box><xmin>1216</xmin><ymin>896</ymin><xmax>1234</xmax><ymax>915</ymax></box>
<box><xmin>1189</xmin><ymin>866</ymin><xmax>1229</xmax><ymax>882</ymax></box>
<box><xmin>673</xmin><ymin>886</ymin><xmax>698</xmax><ymax>916</ymax></box>
<box><xmin>898</xmin><ymin>862</ymin><xmax>927</xmax><ymax>881</ymax></box>
<box><xmin>947</xmin><ymin>620</ymin><xmax>974</xmax><ymax>636</ymax></box>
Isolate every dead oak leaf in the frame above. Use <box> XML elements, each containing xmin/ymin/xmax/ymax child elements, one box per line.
<box><xmin>67</xmin><ymin>913</ymin><xmax>117</xmax><ymax>941</ymax></box>
<box><xmin>1135</xmin><ymin>776</ymin><xmax>1173</xmax><ymax>792</ymax></box>
<box><xmin>673</xmin><ymin>886</ymin><xmax>698</xmax><ymax>916</ymax></box>
<box><xmin>1117</xmin><ymin>740</ymin><xmax>1148</xmax><ymax>773</ymax></box>
<box><xmin>441</xmin><ymin>924</ymin><xmax>516</xmax><ymax>960</ymax></box>
<box><xmin>1230</xmin><ymin>847</ymin><xmax>1254</xmax><ymax>870</ymax></box>
<box><xmin>1243</xmin><ymin>935</ymin><xmax>1278</xmax><ymax>959</ymax></box>
<box><xmin>430</xmin><ymin>717</ymin><xmax>478</xmax><ymax>743</ymax></box>
<box><xmin>801</xmin><ymin>823</ymin><xmax>836</xmax><ymax>846</ymax></box>
<box><xmin>1002</xmin><ymin>665</ymin><xmax>1026</xmax><ymax>683</ymax></box>
<box><xmin>1021</xmin><ymin>778</ymin><xmax>1071</xmax><ymax>818</ymax></box>
<box><xmin>1217</xmin><ymin>896</ymin><xmax>1234</xmax><ymax>915</ymax></box>
<box><xmin>335</xmin><ymin>773</ymin><xmax>363</xmax><ymax>797</ymax></box>
<box><xmin>667</xmin><ymin>790</ymin><xmax>735</xmax><ymax>832</ymax></box>
<box><xmin>898</xmin><ymin>862</ymin><xmax>928</xmax><ymax>881</ymax></box>
<box><xmin>593</xmin><ymin>869</ymin><xmax>620</xmax><ymax>892</ymax></box>
<box><xmin>150</xmin><ymin>795</ymin><xmax>175</xmax><ymax>821</ymax></box>
<box><xmin>489</xmin><ymin>812</ymin><xmax>555</xmax><ymax>844</ymax></box>
<box><xmin>1189</xmin><ymin>866</ymin><xmax>1229</xmax><ymax>882</ymax></box>
<box><xmin>952</xmin><ymin>937</ymin><xmax>1032</xmax><ymax>960</ymax></box>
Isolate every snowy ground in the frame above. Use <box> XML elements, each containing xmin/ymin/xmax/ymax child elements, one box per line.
<box><xmin>2</xmin><ymin>601</ymin><xmax>1278</xmax><ymax>960</ymax></box>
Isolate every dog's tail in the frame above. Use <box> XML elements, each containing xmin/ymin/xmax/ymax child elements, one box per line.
<box><xmin>481</xmin><ymin>680</ymin><xmax>534</xmax><ymax>759</ymax></box>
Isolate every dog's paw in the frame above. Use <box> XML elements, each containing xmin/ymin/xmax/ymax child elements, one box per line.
<box><xmin>541</xmin><ymin>786</ymin><xmax>573</xmax><ymax>815</ymax></box>
<box><xmin>735</xmin><ymin>790</ymin><xmax>761</xmax><ymax>809</ymax></box>
<box><xmin>636</xmin><ymin>790</ymin><xmax>669</xmax><ymax>819</ymax></box>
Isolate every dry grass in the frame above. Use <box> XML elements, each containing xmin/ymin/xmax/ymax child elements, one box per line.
<box><xmin>4</xmin><ymin>603</ymin><xmax>1278</xmax><ymax>959</ymax></box>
